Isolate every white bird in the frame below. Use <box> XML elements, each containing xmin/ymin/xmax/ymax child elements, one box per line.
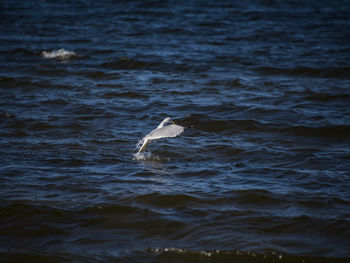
<box><xmin>137</xmin><ymin>117</ymin><xmax>185</xmax><ymax>154</ymax></box>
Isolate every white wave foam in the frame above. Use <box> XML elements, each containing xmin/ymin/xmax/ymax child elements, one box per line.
<box><xmin>41</xmin><ymin>48</ymin><xmax>77</xmax><ymax>60</ymax></box>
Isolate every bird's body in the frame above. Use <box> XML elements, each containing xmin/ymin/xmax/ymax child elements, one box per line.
<box><xmin>137</xmin><ymin>117</ymin><xmax>184</xmax><ymax>153</ymax></box>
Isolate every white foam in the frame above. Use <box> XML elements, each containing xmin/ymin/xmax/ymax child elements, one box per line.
<box><xmin>133</xmin><ymin>151</ymin><xmax>163</xmax><ymax>161</ymax></box>
<box><xmin>41</xmin><ymin>48</ymin><xmax>77</xmax><ymax>60</ymax></box>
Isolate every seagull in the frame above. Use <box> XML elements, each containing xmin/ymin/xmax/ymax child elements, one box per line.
<box><xmin>137</xmin><ymin>117</ymin><xmax>185</xmax><ymax>154</ymax></box>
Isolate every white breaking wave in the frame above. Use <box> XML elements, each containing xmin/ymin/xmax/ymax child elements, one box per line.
<box><xmin>41</xmin><ymin>48</ymin><xmax>77</xmax><ymax>60</ymax></box>
<box><xmin>135</xmin><ymin>117</ymin><xmax>185</xmax><ymax>156</ymax></box>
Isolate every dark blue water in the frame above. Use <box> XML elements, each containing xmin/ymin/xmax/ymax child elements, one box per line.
<box><xmin>1</xmin><ymin>0</ymin><xmax>350</xmax><ymax>262</ymax></box>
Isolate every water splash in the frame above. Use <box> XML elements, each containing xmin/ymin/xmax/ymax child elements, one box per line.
<box><xmin>133</xmin><ymin>139</ymin><xmax>164</xmax><ymax>161</ymax></box>
<box><xmin>136</xmin><ymin>138</ymin><xmax>144</xmax><ymax>150</ymax></box>
<box><xmin>133</xmin><ymin>148</ymin><xmax>164</xmax><ymax>161</ymax></box>
<box><xmin>133</xmin><ymin>151</ymin><xmax>159</xmax><ymax>161</ymax></box>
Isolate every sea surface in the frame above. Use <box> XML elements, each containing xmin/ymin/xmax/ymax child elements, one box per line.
<box><xmin>1</xmin><ymin>0</ymin><xmax>350</xmax><ymax>262</ymax></box>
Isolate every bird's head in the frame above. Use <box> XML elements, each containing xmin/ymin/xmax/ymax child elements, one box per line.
<box><xmin>158</xmin><ymin>117</ymin><xmax>173</xmax><ymax>128</ymax></box>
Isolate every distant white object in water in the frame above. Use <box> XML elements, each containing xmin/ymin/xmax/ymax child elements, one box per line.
<box><xmin>137</xmin><ymin>117</ymin><xmax>185</xmax><ymax>154</ymax></box>
<box><xmin>41</xmin><ymin>48</ymin><xmax>77</xmax><ymax>60</ymax></box>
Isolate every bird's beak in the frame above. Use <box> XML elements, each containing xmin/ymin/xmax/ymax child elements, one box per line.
<box><xmin>171</xmin><ymin>121</ymin><xmax>175</xmax><ymax>124</ymax></box>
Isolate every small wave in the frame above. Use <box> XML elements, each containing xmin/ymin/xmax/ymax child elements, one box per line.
<box><xmin>134</xmin><ymin>193</ymin><xmax>200</xmax><ymax>208</ymax></box>
<box><xmin>0</xmin><ymin>75</ymin><xmax>14</xmax><ymax>83</ymax></box>
<box><xmin>41</xmin><ymin>48</ymin><xmax>77</xmax><ymax>60</ymax></box>
<box><xmin>197</xmin><ymin>118</ymin><xmax>265</xmax><ymax>134</ymax></box>
<box><xmin>147</xmin><ymin>247</ymin><xmax>286</xmax><ymax>262</ymax></box>
<box><xmin>304</xmin><ymin>91</ymin><xmax>350</xmax><ymax>103</ymax></box>
<box><xmin>102</xmin><ymin>91</ymin><xmax>149</xmax><ymax>99</ymax></box>
<box><xmin>285</xmin><ymin>125</ymin><xmax>350</xmax><ymax>139</ymax></box>
<box><xmin>257</xmin><ymin>66</ymin><xmax>350</xmax><ymax>79</ymax></box>
<box><xmin>146</xmin><ymin>247</ymin><xmax>349</xmax><ymax>263</ymax></box>
<box><xmin>100</xmin><ymin>57</ymin><xmax>192</xmax><ymax>72</ymax></box>
<box><xmin>101</xmin><ymin>57</ymin><xmax>159</xmax><ymax>70</ymax></box>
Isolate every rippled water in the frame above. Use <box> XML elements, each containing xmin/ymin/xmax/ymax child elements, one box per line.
<box><xmin>1</xmin><ymin>0</ymin><xmax>350</xmax><ymax>262</ymax></box>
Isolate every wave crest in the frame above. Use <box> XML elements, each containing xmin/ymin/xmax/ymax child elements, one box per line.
<box><xmin>41</xmin><ymin>48</ymin><xmax>77</xmax><ymax>60</ymax></box>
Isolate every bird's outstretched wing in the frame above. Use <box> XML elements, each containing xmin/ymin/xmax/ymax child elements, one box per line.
<box><xmin>147</xmin><ymin>124</ymin><xmax>185</xmax><ymax>140</ymax></box>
